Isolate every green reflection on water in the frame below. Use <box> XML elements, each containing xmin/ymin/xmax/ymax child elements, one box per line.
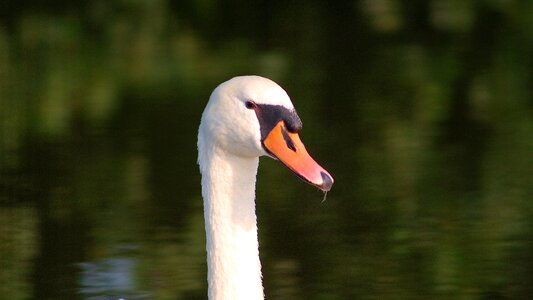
<box><xmin>1</xmin><ymin>1</ymin><xmax>533</xmax><ymax>299</ymax></box>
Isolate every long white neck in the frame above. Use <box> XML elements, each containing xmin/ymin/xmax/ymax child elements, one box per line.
<box><xmin>199</xmin><ymin>143</ymin><xmax>264</xmax><ymax>300</ymax></box>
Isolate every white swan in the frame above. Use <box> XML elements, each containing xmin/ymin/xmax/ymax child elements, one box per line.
<box><xmin>198</xmin><ymin>76</ymin><xmax>333</xmax><ymax>300</ymax></box>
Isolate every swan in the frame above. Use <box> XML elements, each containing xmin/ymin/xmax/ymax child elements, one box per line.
<box><xmin>198</xmin><ymin>75</ymin><xmax>334</xmax><ymax>300</ymax></box>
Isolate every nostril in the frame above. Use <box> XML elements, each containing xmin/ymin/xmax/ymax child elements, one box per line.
<box><xmin>320</xmin><ymin>171</ymin><xmax>333</xmax><ymax>191</ymax></box>
<box><xmin>280</xmin><ymin>126</ymin><xmax>297</xmax><ymax>152</ymax></box>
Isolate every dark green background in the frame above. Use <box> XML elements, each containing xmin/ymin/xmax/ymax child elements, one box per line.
<box><xmin>1</xmin><ymin>1</ymin><xmax>532</xmax><ymax>299</ymax></box>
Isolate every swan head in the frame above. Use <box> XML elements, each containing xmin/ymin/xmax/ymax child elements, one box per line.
<box><xmin>199</xmin><ymin>75</ymin><xmax>333</xmax><ymax>191</ymax></box>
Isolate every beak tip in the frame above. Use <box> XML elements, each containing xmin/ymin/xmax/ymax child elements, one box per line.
<box><xmin>319</xmin><ymin>171</ymin><xmax>334</xmax><ymax>191</ymax></box>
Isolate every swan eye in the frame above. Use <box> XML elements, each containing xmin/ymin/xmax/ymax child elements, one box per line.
<box><xmin>245</xmin><ymin>101</ymin><xmax>257</xmax><ymax>109</ymax></box>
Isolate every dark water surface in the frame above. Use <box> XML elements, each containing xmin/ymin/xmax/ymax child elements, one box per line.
<box><xmin>1</xmin><ymin>1</ymin><xmax>533</xmax><ymax>299</ymax></box>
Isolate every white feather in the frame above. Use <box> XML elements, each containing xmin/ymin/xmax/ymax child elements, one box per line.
<box><xmin>198</xmin><ymin>76</ymin><xmax>295</xmax><ymax>300</ymax></box>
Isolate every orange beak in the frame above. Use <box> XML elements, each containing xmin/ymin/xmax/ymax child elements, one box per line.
<box><xmin>263</xmin><ymin>121</ymin><xmax>334</xmax><ymax>191</ymax></box>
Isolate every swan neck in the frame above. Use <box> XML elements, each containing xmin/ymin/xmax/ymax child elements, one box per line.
<box><xmin>200</xmin><ymin>147</ymin><xmax>264</xmax><ymax>300</ymax></box>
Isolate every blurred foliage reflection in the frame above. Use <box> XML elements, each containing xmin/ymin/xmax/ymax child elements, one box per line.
<box><xmin>1</xmin><ymin>0</ymin><xmax>532</xmax><ymax>299</ymax></box>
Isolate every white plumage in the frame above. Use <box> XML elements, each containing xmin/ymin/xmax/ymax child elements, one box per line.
<box><xmin>198</xmin><ymin>76</ymin><xmax>333</xmax><ymax>300</ymax></box>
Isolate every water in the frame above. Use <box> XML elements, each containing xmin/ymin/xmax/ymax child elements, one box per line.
<box><xmin>1</xmin><ymin>1</ymin><xmax>533</xmax><ymax>299</ymax></box>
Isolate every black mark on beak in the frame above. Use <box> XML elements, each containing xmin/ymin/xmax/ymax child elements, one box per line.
<box><xmin>281</xmin><ymin>125</ymin><xmax>297</xmax><ymax>152</ymax></box>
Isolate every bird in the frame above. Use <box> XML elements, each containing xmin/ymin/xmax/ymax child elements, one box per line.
<box><xmin>197</xmin><ymin>75</ymin><xmax>333</xmax><ymax>300</ymax></box>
